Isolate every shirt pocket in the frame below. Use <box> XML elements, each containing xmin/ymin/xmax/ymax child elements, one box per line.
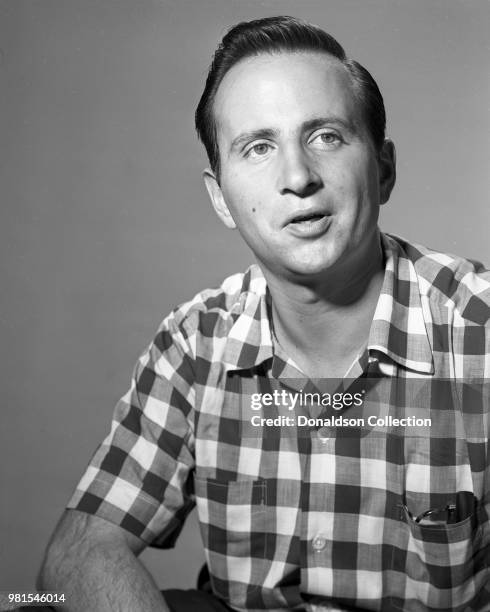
<box><xmin>194</xmin><ymin>477</ymin><xmax>271</xmax><ymax>604</ymax></box>
<box><xmin>390</xmin><ymin>501</ymin><xmax>489</xmax><ymax>611</ymax></box>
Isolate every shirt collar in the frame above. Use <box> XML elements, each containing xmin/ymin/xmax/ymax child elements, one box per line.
<box><xmin>369</xmin><ymin>234</ymin><xmax>434</xmax><ymax>374</ymax></box>
<box><xmin>222</xmin><ymin>265</ymin><xmax>274</xmax><ymax>371</ymax></box>
<box><xmin>223</xmin><ymin>233</ymin><xmax>434</xmax><ymax>375</ymax></box>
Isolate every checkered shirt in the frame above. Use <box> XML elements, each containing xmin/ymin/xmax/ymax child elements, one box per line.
<box><xmin>67</xmin><ymin>233</ymin><xmax>490</xmax><ymax>611</ymax></box>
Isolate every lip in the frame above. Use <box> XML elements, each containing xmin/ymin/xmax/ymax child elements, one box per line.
<box><xmin>285</xmin><ymin>213</ymin><xmax>332</xmax><ymax>238</ymax></box>
<box><xmin>284</xmin><ymin>206</ymin><xmax>330</xmax><ymax>226</ymax></box>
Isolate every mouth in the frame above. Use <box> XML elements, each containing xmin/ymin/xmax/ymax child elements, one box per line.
<box><xmin>289</xmin><ymin>212</ymin><xmax>327</xmax><ymax>224</ymax></box>
<box><xmin>285</xmin><ymin>211</ymin><xmax>331</xmax><ymax>238</ymax></box>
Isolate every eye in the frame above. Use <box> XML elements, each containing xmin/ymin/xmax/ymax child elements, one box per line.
<box><xmin>245</xmin><ymin>142</ymin><xmax>272</xmax><ymax>158</ymax></box>
<box><xmin>320</xmin><ymin>133</ymin><xmax>340</xmax><ymax>144</ymax></box>
<box><xmin>310</xmin><ymin>130</ymin><xmax>343</xmax><ymax>148</ymax></box>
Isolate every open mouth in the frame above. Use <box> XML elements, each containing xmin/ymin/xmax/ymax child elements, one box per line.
<box><xmin>286</xmin><ymin>211</ymin><xmax>331</xmax><ymax>237</ymax></box>
<box><xmin>290</xmin><ymin>212</ymin><xmax>326</xmax><ymax>224</ymax></box>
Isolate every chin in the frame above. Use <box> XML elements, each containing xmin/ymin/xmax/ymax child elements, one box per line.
<box><xmin>283</xmin><ymin>258</ymin><xmax>339</xmax><ymax>280</ymax></box>
<box><xmin>286</xmin><ymin>248</ymin><xmax>343</xmax><ymax>277</ymax></box>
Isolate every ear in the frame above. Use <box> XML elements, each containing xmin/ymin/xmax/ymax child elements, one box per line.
<box><xmin>203</xmin><ymin>168</ymin><xmax>237</xmax><ymax>229</ymax></box>
<box><xmin>378</xmin><ymin>139</ymin><xmax>396</xmax><ymax>205</ymax></box>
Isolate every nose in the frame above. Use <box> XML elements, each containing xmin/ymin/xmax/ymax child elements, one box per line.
<box><xmin>277</xmin><ymin>146</ymin><xmax>322</xmax><ymax>197</ymax></box>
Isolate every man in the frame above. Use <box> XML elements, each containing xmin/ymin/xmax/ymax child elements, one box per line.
<box><xmin>37</xmin><ymin>16</ymin><xmax>489</xmax><ymax>612</ymax></box>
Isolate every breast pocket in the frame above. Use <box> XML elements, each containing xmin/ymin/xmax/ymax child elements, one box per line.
<box><xmin>194</xmin><ymin>477</ymin><xmax>272</xmax><ymax>604</ymax></box>
<box><xmin>390</xmin><ymin>501</ymin><xmax>489</xmax><ymax>611</ymax></box>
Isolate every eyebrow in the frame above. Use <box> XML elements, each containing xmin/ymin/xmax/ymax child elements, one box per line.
<box><xmin>229</xmin><ymin>116</ymin><xmax>357</xmax><ymax>153</ymax></box>
<box><xmin>230</xmin><ymin>128</ymin><xmax>277</xmax><ymax>153</ymax></box>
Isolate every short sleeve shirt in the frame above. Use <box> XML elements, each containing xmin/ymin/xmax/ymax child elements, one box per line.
<box><xmin>67</xmin><ymin>234</ymin><xmax>490</xmax><ymax>611</ymax></box>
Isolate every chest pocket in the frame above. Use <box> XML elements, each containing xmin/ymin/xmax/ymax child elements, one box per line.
<box><xmin>389</xmin><ymin>440</ymin><xmax>490</xmax><ymax>611</ymax></box>
<box><xmin>194</xmin><ymin>477</ymin><xmax>273</xmax><ymax>606</ymax></box>
<box><xmin>391</xmin><ymin>503</ymin><xmax>489</xmax><ymax>611</ymax></box>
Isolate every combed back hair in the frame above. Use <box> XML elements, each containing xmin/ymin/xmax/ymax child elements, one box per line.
<box><xmin>195</xmin><ymin>16</ymin><xmax>386</xmax><ymax>179</ymax></box>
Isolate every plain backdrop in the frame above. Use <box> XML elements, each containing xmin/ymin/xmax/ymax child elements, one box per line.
<box><xmin>1</xmin><ymin>0</ymin><xmax>489</xmax><ymax>593</ymax></box>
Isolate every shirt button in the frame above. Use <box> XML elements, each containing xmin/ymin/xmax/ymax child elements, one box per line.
<box><xmin>318</xmin><ymin>427</ymin><xmax>330</xmax><ymax>440</ymax></box>
<box><xmin>312</xmin><ymin>534</ymin><xmax>327</xmax><ymax>551</ymax></box>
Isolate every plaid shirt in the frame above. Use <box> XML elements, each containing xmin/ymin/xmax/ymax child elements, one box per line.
<box><xmin>68</xmin><ymin>233</ymin><xmax>490</xmax><ymax>611</ymax></box>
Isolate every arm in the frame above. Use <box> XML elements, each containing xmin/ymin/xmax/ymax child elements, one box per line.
<box><xmin>37</xmin><ymin>509</ymin><xmax>171</xmax><ymax>612</ymax></box>
<box><xmin>39</xmin><ymin>311</ymin><xmax>196</xmax><ymax>611</ymax></box>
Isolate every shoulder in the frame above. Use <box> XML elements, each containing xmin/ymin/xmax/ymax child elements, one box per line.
<box><xmin>153</xmin><ymin>264</ymin><xmax>265</xmax><ymax>352</ymax></box>
<box><xmin>385</xmin><ymin>233</ymin><xmax>490</xmax><ymax>325</ymax></box>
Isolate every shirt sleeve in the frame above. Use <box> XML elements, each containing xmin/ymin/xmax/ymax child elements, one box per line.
<box><xmin>66</xmin><ymin>311</ymin><xmax>196</xmax><ymax>548</ymax></box>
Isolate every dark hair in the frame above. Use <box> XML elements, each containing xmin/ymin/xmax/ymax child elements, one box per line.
<box><xmin>195</xmin><ymin>16</ymin><xmax>386</xmax><ymax>178</ymax></box>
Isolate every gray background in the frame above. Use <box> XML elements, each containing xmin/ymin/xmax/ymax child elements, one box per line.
<box><xmin>1</xmin><ymin>0</ymin><xmax>489</xmax><ymax>592</ymax></box>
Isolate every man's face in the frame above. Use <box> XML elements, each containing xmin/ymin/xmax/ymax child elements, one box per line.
<box><xmin>204</xmin><ymin>51</ymin><xmax>395</xmax><ymax>282</ymax></box>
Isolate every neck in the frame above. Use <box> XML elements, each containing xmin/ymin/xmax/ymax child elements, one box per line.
<box><xmin>261</xmin><ymin>233</ymin><xmax>385</xmax><ymax>363</ymax></box>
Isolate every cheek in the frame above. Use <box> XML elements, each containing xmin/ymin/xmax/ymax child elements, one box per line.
<box><xmin>224</xmin><ymin>193</ymin><xmax>263</xmax><ymax>232</ymax></box>
<box><xmin>341</xmin><ymin>163</ymin><xmax>379</xmax><ymax>209</ymax></box>
<box><xmin>222</xmin><ymin>177</ymin><xmax>259</xmax><ymax>216</ymax></box>
<box><xmin>234</xmin><ymin>194</ymin><xmax>262</xmax><ymax>220</ymax></box>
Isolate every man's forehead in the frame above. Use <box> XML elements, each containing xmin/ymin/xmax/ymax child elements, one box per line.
<box><xmin>212</xmin><ymin>51</ymin><xmax>359</xmax><ymax>138</ymax></box>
